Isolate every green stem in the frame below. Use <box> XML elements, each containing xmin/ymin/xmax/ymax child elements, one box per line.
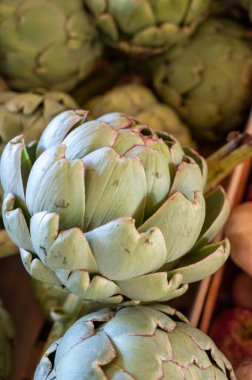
<box><xmin>205</xmin><ymin>132</ymin><xmax>252</xmax><ymax>193</ymax></box>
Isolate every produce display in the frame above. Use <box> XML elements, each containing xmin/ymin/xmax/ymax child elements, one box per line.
<box><xmin>0</xmin><ymin>1</ymin><xmax>252</xmax><ymax>379</ymax></box>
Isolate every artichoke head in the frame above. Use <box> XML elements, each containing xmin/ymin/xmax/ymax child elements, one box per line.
<box><xmin>84</xmin><ymin>0</ymin><xmax>213</xmax><ymax>56</ymax></box>
<box><xmin>35</xmin><ymin>305</ymin><xmax>235</xmax><ymax>380</ymax></box>
<box><xmin>85</xmin><ymin>83</ymin><xmax>195</xmax><ymax>148</ymax></box>
<box><xmin>152</xmin><ymin>18</ymin><xmax>252</xmax><ymax>141</ymax></box>
<box><xmin>1</xmin><ymin>110</ymin><xmax>231</xmax><ymax>304</ymax></box>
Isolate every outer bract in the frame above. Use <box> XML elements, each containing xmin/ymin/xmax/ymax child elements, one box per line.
<box><xmin>85</xmin><ymin>84</ymin><xmax>195</xmax><ymax>147</ymax></box>
<box><xmin>0</xmin><ymin>90</ymin><xmax>77</xmax><ymax>258</ymax></box>
<box><xmin>0</xmin><ymin>0</ymin><xmax>101</xmax><ymax>91</ymax></box>
<box><xmin>1</xmin><ymin>110</ymin><xmax>231</xmax><ymax>304</ymax></box>
<box><xmin>35</xmin><ymin>305</ymin><xmax>235</xmax><ymax>380</ymax></box>
<box><xmin>84</xmin><ymin>0</ymin><xmax>213</xmax><ymax>56</ymax></box>
<box><xmin>0</xmin><ymin>300</ymin><xmax>15</xmax><ymax>380</ymax></box>
<box><xmin>153</xmin><ymin>18</ymin><xmax>252</xmax><ymax>141</ymax></box>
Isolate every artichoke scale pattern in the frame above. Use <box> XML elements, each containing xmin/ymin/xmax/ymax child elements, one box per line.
<box><xmin>0</xmin><ymin>0</ymin><xmax>102</xmax><ymax>91</ymax></box>
<box><xmin>1</xmin><ymin>110</ymin><xmax>231</xmax><ymax>304</ymax></box>
<box><xmin>152</xmin><ymin>18</ymin><xmax>252</xmax><ymax>141</ymax></box>
<box><xmin>34</xmin><ymin>305</ymin><xmax>235</xmax><ymax>380</ymax></box>
<box><xmin>84</xmin><ymin>0</ymin><xmax>213</xmax><ymax>56</ymax></box>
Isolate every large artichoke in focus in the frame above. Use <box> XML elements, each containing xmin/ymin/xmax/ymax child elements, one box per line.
<box><xmin>0</xmin><ymin>300</ymin><xmax>15</xmax><ymax>380</ymax></box>
<box><xmin>0</xmin><ymin>0</ymin><xmax>101</xmax><ymax>91</ymax></box>
<box><xmin>85</xmin><ymin>84</ymin><xmax>195</xmax><ymax>147</ymax></box>
<box><xmin>152</xmin><ymin>18</ymin><xmax>252</xmax><ymax>141</ymax></box>
<box><xmin>35</xmin><ymin>305</ymin><xmax>235</xmax><ymax>380</ymax></box>
<box><xmin>0</xmin><ymin>110</ymin><xmax>231</xmax><ymax>304</ymax></box>
<box><xmin>84</xmin><ymin>0</ymin><xmax>213</xmax><ymax>56</ymax></box>
<box><xmin>0</xmin><ymin>90</ymin><xmax>78</xmax><ymax>258</ymax></box>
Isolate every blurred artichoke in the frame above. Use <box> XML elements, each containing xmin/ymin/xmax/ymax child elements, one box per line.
<box><xmin>0</xmin><ymin>300</ymin><xmax>15</xmax><ymax>380</ymax></box>
<box><xmin>35</xmin><ymin>305</ymin><xmax>235</xmax><ymax>380</ymax></box>
<box><xmin>153</xmin><ymin>18</ymin><xmax>252</xmax><ymax>141</ymax></box>
<box><xmin>241</xmin><ymin>0</ymin><xmax>252</xmax><ymax>20</ymax></box>
<box><xmin>1</xmin><ymin>110</ymin><xmax>231</xmax><ymax>304</ymax></box>
<box><xmin>84</xmin><ymin>0</ymin><xmax>213</xmax><ymax>56</ymax></box>
<box><xmin>86</xmin><ymin>84</ymin><xmax>195</xmax><ymax>147</ymax></box>
<box><xmin>0</xmin><ymin>90</ymin><xmax>77</xmax><ymax>258</ymax></box>
<box><xmin>0</xmin><ymin>0</ymin><xmax>101</xmax><ymax>91</ymax></box>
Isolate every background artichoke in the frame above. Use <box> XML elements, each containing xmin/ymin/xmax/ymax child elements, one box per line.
<box><xmin>152</xmin><ymin>18</ymin><xmax>252</xmax><ymax>141</ymax></box>
<box><xmin>84</xmin><ymin>0</ymin><xmax>213</xmax><ymax>56</ymax></box>
<box><xmin>0</xmin><ymin>0</ymin><xmax>101</xmax><ymax>91</ymax></box>
<box><xmin>0</xmin><ymin>300</ymin><xmax>15</xmax><ymax>380</ymax></box>
<box><xmin>1</xmin><ymin>110</ymin><xmax>231</xmax><ymax>304</ymax></box>
<box><xmin>85</xmin><ymin>83</ymin><xmax>195</xmax><ymax>147</ymax></box>
<box><xmin>35</xmin><ymin>305</ymin><xmax>235</xmax><ymax>380</ymax></box>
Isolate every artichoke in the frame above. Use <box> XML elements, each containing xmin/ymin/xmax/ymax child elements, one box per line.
<box><xmin>0</xmin><ymin>90</ymin><xmax>78</xmax><ymax>258</ymax></box>
<box><xmin>85</xmin><ymin>84</ymin><xmax>195</xmax><ymax>147</ymax></box>
<box><xmin>152</xmin><ymin>18</ymin><xmax>252</xmax><ymax>141</ymax></box>
<box><xmin>0</xmin><ymin>300</ymin><xmax>15</xmax><ymax>380</ymax></box>
<box><xmin>84</xmin><ymin>0</ymin><xmax>213</xmax><ymax>56</ymax></box>
<box><xmin>35</xmin><ymin>305</ymin><xmax>235</xmax><ymax>380</ymax></box>
<box><xmin>0</xmin><ymin>110</ymin><xmax>231</xmax><ymax>304</ymax></box>
<box><xmin>0</xmin><ymin>0</ymin><xmax>101</xmax><ymax>91</ymax></box>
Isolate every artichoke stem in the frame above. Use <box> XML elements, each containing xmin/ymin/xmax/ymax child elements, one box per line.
<box><xmin>205</xmin><ymin>132</ymin><xmax>252</xmax><ymax>193</ymax></box>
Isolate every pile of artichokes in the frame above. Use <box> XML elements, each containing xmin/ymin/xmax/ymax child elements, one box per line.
<box><xmin>0</xmin><ymin>0</ymin><xmax>252</xmax><ymax>379</ymax></box>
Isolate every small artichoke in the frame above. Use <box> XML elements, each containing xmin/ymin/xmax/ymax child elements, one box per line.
<box><xmin>85</xmin><ymin>84</ymin><xmax>195</xmax><ymax>147</ymax></box>
<box><xmin>34</xmin><ymin>305</ymin><xmax>235</xmax><ymax>380</ymax></box>
<box><xmin>0</xmin><ymin>300</ymin><xmax>15</xmax><ymax>380</ymax></box>
<box><xmin>1</xmin><ymin>110</ymin><xmax>231</xmax><ymax>304</ymax></box>
<box><xmin>0</xmin><ymin>0</ymin><xmax>101</xmax><ymax>91</ymax></box>
<box><xmin>152</xmin><ymin>18</ymin><xmax>252</xmax><ymax>141</ymax></box>
<box><xmin>84</xmin><ymin>0</ymin><xmax>213</xmax><ymax>56</ymax></box>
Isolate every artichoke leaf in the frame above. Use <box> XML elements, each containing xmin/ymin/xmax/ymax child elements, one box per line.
<box><xmin>139</xmin><ymin>191</ymin><xmax>205</xmax><ymax>262</ymax></box>
<box><xmin>113</xmin><ymin>129</ymin><xmax>145</xmax><ymax>155</ymax></box>
<box><xmin>98</xmin><ymin>112</ymin><xmax>136</xmax><ymax>129</ymax></box>
<box><xmin>20</xmin><ymin>248</ymin><xmax>61</xmax><ymax>285</ymax></box>
<box><xmin>29</xmin><ymin>158</ymin><xmax>85</xmax><ymax>230</ymax></box>
<box><xmin>2</xmin><ymin>193</ymin><xmax>33</xmax><ymax>251</ymax></box>
<box><xmin>86</xmin><ymin>217</ymin><xmax>166</xmax><ymax>281</ymax></box>
<box><xmin>84</xmin><ymin>147</ymin><xmax>146</xmax><ymax>231</ymax></box>
<box><xmin>63</xmin><ymin>120</ymin><xmax>118</xmax><ymax>159</ymax></box>
<box><xmin>168</xmin><ymin>239</ymin><xmax>230</xmax><ymax>283</ymax></box>
<box><xmin>117</xmin><ymin>272</ymin><xmax>187</xmax><ymax>302</ymax></box>
<box><xmin>37</xmin><ymin>110</ymin><xmax>89</xmax><ymax>155</ymax></box>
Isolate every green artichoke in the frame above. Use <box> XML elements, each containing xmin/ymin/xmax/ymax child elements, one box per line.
<box><xmin>85</xmin><ymin>84</ymin><xmax>195</xmax><ymax>147</ymax></box>
<box><xmin>152</xmin><ymin>18</ymin><xmax>252</xmax><ymax>141</ymax></box>
<box><xmin>0</xmin><ymin>90</ymin><xmax>78</xmax><ymax>258</ymax></box>
<box><xmin>0</xmin><ymin>110</ymin><xmax>231</xmax><ymax>304</ymax></box>
<box><xmin>0</xmin><ymin>300</ymin><xmax>15</xmax><ymax>380</ymax></box>
<box><xmin>0</xmin><ymin>0</ymin><xmax>101</xmax><ymax>91</ymax></box>
<box><xmin>84</xmin><ymin>0</ymin><xmax>213</xmax><ymax>56</ymax></box>
<box><xmin>34</xmin><ymin>305</ymin><xmax>235</xmax><ymax>380</ymax></box>
<box><xmin>241</xmin><ymin>0</ymin><xmax>252</xmax><ymax>20</ymax></box>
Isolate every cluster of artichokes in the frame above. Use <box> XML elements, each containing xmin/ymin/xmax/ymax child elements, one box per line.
<box><xmin>0</xmin><ymin>0</ymin><xmax>251</xmax><ymax>379</ymax></box>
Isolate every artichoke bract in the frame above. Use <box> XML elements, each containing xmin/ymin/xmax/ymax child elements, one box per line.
<box><xmin>0</xmin><ymin>300</ymin><xmax>15</xmax><ymax>380</ymax></box>
<box><xmin>84</xmin><ymin>0</ymin><xmax>213</xmax><ymax>56</ymax></box>
<box><xmin>34</xmin><ymin>305</ymin><xmax>235</xmax><ymax>380</ymax></box>
<box><xmin>0</xmin><ymin>0</ymin><xmax>101</xmax><ymax>91</ymax></box>
<box><xmin>153</xmin><ymin>18</ymin><xmax>252</xmax><ymax>141</ymax></box>
<box><xmin>1</xmin><ymin>110</ymin><xmax>231</xmax><ymax>304</ymax></box>
<box><xmin>85</xmin><ymin>84</ymin><xmax>195</xmax><ymax>147</ymax></box>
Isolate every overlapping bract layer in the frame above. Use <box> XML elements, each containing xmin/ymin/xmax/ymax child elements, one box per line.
<box><xmin>0</xmin><ymin>300</ymin><xmax>15</xmax><ymax>380</ymax></box>
<box><xmin>153</xmin><ymin>18</ymin><xmax>252</xmax><ymax>141</ymax></box>
<box><xmin>35</xmin><ymin>305</ymin><xmax>235</xmax><ymax>380</ymax></box>
<box><xmin>84</xmin><ymin>0</ymin><xmax>212</xmax><ymax>56</ymax></box>
<box><xmin>0</xmin><ymin>0</ymin><xmax>101</xmax><ymax>91</ymax></box>
<box><xmin>85</xmin><ymin>83</ymin><xmax>195</xmax><ymax>147</ymax></box>
<box><xmin>1</xmin><ymin>110</ymin><xmax>231</xmax><ymax>304</ymax></box>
